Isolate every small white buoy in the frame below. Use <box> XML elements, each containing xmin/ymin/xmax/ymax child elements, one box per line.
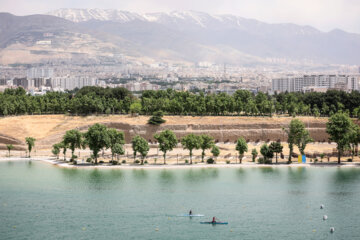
<box><xmin>323</xmin><ymin>215</ymin><xmax>328</xmax><ymax>220</ymax></box>
<box><xmin>320</xmin><ymin>204</ymin><xmax>324</xmax><ymax>209</ymax></box>
<box><xmin>330</xmin><ymin>227</ymin><xmax>335</xmax><ymax>233</ymax></box>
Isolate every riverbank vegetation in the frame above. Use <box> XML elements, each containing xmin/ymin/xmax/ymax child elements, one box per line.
<box><xmin>46</xmin><ymin>113</ymin><xmax>359</xmax><ymax>165</ymax></box>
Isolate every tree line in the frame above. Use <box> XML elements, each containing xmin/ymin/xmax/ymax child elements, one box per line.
<box><xmin>1</xmin><ymin>86</ymin><xmax>360</xmax><ymax>117</ymax></box>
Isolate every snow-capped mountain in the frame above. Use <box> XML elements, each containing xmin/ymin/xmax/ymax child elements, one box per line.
<box><xmin>1</xmin><ymin>9</ymin><xmax>359</xmax><ymax>66</ymax></box>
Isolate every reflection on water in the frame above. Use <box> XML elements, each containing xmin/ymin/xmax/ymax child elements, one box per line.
<box><xmin>183</xmin><ymin>168</ymin><xmax>218</xmax><ymax>182</ymax></box>
<box><xmin>132</xmin><ymin>169</ymin><xmax>148</xmax><ymax>181</ymax></box>
<box><xmin>333</xmin><ymin>168</ymin><xmax>360</xmax><ymax>183</ymax></box>
<box><xmin>236</xmin><ymin>168</ymin><xmax>247</xmax><ymax>181</ymax></box>
<box><xmin>159</xmin><ymin>170</ymin><xmax>175</xmax><ymax>184</ymax></box>
<box><xmin>288</xmin><ymin>167</ymin><xmax>307</xmax><ymax>183</ymax></box>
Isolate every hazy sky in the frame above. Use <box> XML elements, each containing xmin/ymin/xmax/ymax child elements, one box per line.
<box><xmin>1</xmin><ymin>0</ymin><xmax>360</xmax><ymax>33</ymax></box>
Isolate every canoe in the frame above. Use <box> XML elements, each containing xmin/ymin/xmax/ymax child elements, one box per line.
<box><xmin>200</xmin><ymin>221</ymin><xmax>228</xmax><ymax>225</ymax></box>
<box><xmin>177</xmin><ymin>214</ymin><xmax>204</xmax><ymax>217</ymax></box>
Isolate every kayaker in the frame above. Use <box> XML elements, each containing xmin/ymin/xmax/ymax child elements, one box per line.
<box><xmin>212</xmin><ymin>217</ymin><xmax>216</xmax><ymax>223</ymax></box>
<box><xmin>189</xmin><ymin>210</ymin><xmax>192</xmax><ymax>215</ymax></box>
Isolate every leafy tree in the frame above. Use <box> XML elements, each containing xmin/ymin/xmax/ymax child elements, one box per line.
<box><xmin>59</xmin><ymin>141</ymin><xmax>68</xmax><ymax>161</ymax></box>
<box><xmin>25</xmin><ymin>137</ymin><xmax>36</xmax><ymax>158</ymax></box>
<box><xmin>107</xmin><ymin>128</ymin><xmax>125</xmax><ymax>161</ymax></box>
<box><xmin>148</xmin><ymin>111</ymin><xmax>166</xmax><ymax>125</ymax></box>
<box><xmin>260</xmin><ymin>144</ymin><xmax>274</xmax><ymax>163</ymax></box>
<box><xmin>326</xmin><ymin>112</ymin><xmax>352</xmax><ymax>164</ymax></box>
<box><xmin>211</xmin><ymin>145</ymin><xmax>220</xmax><ymax>162</ymax></box>
<box><xmin>6</xmin><ymin>144</ymin><xmax>13</xmax><ymax>157</ymax></box>
<box><xmin>154</xmin><ymin>130</ymin><xmax>177</xmax><ymax>164</ymax></box>
<box><xmin>251</xmin><ymin>148</ymin><xmax>258</xmax><ymax>162</ymax></box>
<box><xmin>199</xmin><ymin>134</ymin><xmax>214</xmax><ymax>162</ymax></box>
<box><xmin>84</xmin><ymin>123</ymin><xmax>110</xmax><ymax>164</ymax></box>
<box><xmin>112</xmin><ymin>143</ymin><xmax>125</xmax><ymax>161</ymax></box>
<box><xmin>131</xmin><ymin>135</ymin><xmax>149</xmax><ymax>164</ymax></box>
<box><xmin>269</xmin><ymin>142</ymin><xmax>283</xmax><ymax>164</ymax></box>
<box><xmin>63</xmin><ymin>129</ymin><xmax>83</xmax><ymax>160</ymax></box>
<box><xmin>349</xmin><ymin>123</ymin><xmax>360</xmax><ymax>161</ymax></box>
<box><xmin>52</xmin><ymin>143</ymin><xmax>61</xmax><ymax>159</ymax></box>
<box><xmin>236</xmin><ymin>137</ymin><xmax>248</xmax><ymax>164</ymax></box>
<box><xmin>181</xmin><ymin>134</ymin><xmax>201</xmax><ymax>164</ymax></box>
<box><xmin>286</xmin><ymin>119</ymin><xmax>313</xmax><ymax>158</ymax></box>
<box><xmin>130</xmin><ymin>101</ymin><xmax>142</xmax><ymax>116</ymax></box>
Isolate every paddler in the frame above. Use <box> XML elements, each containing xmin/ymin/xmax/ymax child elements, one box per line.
<box><xmin>189</xmin><ymin>210</ymin><xmax>192</xmax><ymax>215</ymax></box>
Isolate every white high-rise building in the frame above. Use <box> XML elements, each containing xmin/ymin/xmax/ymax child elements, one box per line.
<box><xmin>272</xmin><ymin>75</ymin><xmax>359</xmax><ymax>93</ymax></box>
<box><xmin>50</xmin><ymin>76</ymin><xmax>97</xmax><ymax>90</ymax></box>
<box><xmin>27</xmin><ymin>68</ymin><xmax>54</xmax><ymax>79</ymax></box>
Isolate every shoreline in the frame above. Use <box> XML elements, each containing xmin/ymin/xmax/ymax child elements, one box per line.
<box><xmin>1</xmin><ymin>157</ymin><xmax>360</xmax><ymax>169</ymax></box>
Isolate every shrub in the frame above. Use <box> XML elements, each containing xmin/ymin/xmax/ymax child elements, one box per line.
<box><xmin>112</xmin><ymin>160</ymin><xmax>118</xmax><ymax>165</ymax></box>
<box><xmin>226</xmin><ymin>160</ymin><xmax>230</xmax><ymax>164</ymax></box>
<box><xmin>86</xmin><ymin>158</ymin><xmax>92</xmax><ymax>163</ymax></box>
<box><xmin>148</xmin><ymin>111</ymin><xmax>166</xmax><ymax>125</ymax></box>
<box><xmin>185</xmin><ymin>160</ymin><xmax>189</xmax><ymax>164</ymax></box>
<box><xmin>207</xmin><ymin>158</ymin><xmax>215</xmax><ymax>164</ymax></box>
<box><xmin>347</xmin><ymin>158</ymin><xmax>353</xmax><ymax>162</ymax></box>
<box><xmin>99</xmin><ymin>160</ymin><xmax>104</xmax><ymax>164</ymax></box>
<box><xmin>122</xmin><ymin>160</ymin><xmax>126</xmax><ymax>164</ymax></box>
<box><xmin>134</xmin><ymin>160</ymin><xmax>140</xmax><ymax>164</ymax></box>
<box><xmin>144</xmin><ymin>160</ymin><xmax>148</xmax><ymax>164</ymax></box>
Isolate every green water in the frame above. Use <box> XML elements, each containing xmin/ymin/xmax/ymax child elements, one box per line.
<box><xmin>1</xmin><ymin>161</ymin><xmax>360</xmax><ymax>239</ymax></box>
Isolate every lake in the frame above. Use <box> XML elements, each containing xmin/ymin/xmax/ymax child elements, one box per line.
<box><xmin>1</xmin><ymin>161</ymin><xmax>360</xmax><ymax>239</ymax></box>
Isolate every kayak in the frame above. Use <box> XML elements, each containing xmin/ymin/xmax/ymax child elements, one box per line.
<box><xmin>177</xmin><ymin>214</ymin><xmax>204</xmax><ymax>217</ymax></box>
<box><xmin>200</xmin><ymin>221</ymin><xmax>228</xmax><ymax>225</ymax></box>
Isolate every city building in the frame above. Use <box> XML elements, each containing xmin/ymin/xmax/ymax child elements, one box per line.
<box><xmin>272</xmin><ymin>75</ymin><xmax>359</xmax><ymax>93</ymax></box>
<box><xmin>27</xmin><ymin>68</ymin><xmax>54</xmax><ymax>79</ymax></box>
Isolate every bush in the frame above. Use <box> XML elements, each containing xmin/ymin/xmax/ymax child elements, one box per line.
<box><xmin>347</xmin><ymin>158</ymin><xmax>353</xmax><ymax>162</ymax></box>
<box><xmin>144</xmin><ymin>160</ymin><xmax>148</xmax><ymax>164</ymax></box>
<box><xmin>99</xmin><ymin>160</ymin><xmax>104</xmax><ymax>164</ymax></box>
<box><xmin>226</xmin><ymin>160</ymin><xmax>230</xmax><ymax>164</ymax></box>
<box><xmin>73</xmin><ymin>160</ymin><xmax>77</xmax><ymax>165</ymax></box>
<box><xmin>86</xmin><ymin>158</ymin><xmax>92</xmax><ymax>163</ymax></box>
<box><xmin>134</xmin><ymin>160</ymin><xmax>140</xmax><ymax>164</ymax></box>
<box><xmin>185</xmin><ymin>160</ymin><xmax>189</xmax><ymax>164</ymax></box>
<box><xmin>207</xmin><ymin>158</ymin><xmax>215</xmax><ymax>164</ymax></box>
<box><xmin>112</xmin><ymin>160</ymin><xmax>118</xmax><ymax>165</ymax></box>
<box><xmin>258</xmin><ymin>158</ymin><xmax>272</xmax><ymax>164</ymax></box>
<box><xmin>122</xmin><ymin>160</ymin><xmax>126</xmax><ymax>164</ymax></box>
<box><xmin>148</xmin><ymin>111</ymin><xmax>166</xmax><ymax>125</ymax></box>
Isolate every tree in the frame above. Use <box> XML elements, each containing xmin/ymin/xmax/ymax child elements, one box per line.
<box><xmin>148</xmin><ymin>110</ymin><xmax>166</xmax><ymax>125</ymax></box>
<box><xmin>132</xmin><ymin>135</ymin><xmax>149</xmax><ymax>164</ymax></box>
<box><xmin>59</xmin><ymin>141</ymin><xmax>68</xmax><ymax>161</ymax></box>
<box><xmin>25</xmin><ymin>137</ymin><xmax>36</xmax><ymax>158</ymax></box>
<box><xmin>283</xmin><ymin>119</ymin><xmax>311</xmax><ymax>163</ymax></box>
<box><xmin>107</xmin><ymin>128</ymin><xmax>125</xmax><ymax>161</ymax></box>
<box><xmin>154</xmin><ymin>130</ymin><xmax>177</xmax><ymax>164</ymax></box>
<box><xmin>251</xmin><ymin>148</ymin><xmax>258</xmax><ymax>162</ymax></box>
<box><xmin>52</xmin><ymin>143</ymin><xmax>61</xmax><ymax>159</ymax></box>
<box><xmin>199</xmin><ymin>134</ymin><xmax>214</xmax><ymax>162</ymax></box>
<box><xmin>130</xmin><ymin>102</ymin><xmax>142</xmax><ymax>116</ymax></box>
<box><xmin>63</xmin><ymin>129</ymin><xmax>83</xmax><ymax>160</ymax></box>
<box><xmin>260</xmin><ymin>144</ymin><xmax>274</xmax><ymax>163</ymax></box>
<box><xmin>236</xmin><ymin>137</ymin><xmax>248</xmax><ymax>164</ymax></box>
<box><xmin>269</xmin><ymin>142</ymin><xmax>283</xmax><ymax>164</ymax></box>
<box><xmin>6</xmin><ymin>144</ymin><xmax>13</xmax><ymax>157</ymax></box>
<box><xmin>112</xmin><ymin>143</ymin><xmax>125</xmax><ymax>161</ymax></box>
<box><xmin>181</xmin><ymin>134</ymin><xmax>201</xmax><ymax>164</ymax></box>
<box><xmin>348</xmin><ymin>123</ymin><xmax>360</xmax><ymax>161</ymax></box>
<box><xmin>84</xmin><ymin>123</ymin><xmax>110</xmax><ymax>164</ymax></box>
<box><xmin>326</xmin><ymin>112</ymin><xmax>352</xmax><ymax>164</ymax></box>
<box><xmin>211</xmin><ymin>145</ymin><xmax>220</xmax><ymax>161</ymax></box>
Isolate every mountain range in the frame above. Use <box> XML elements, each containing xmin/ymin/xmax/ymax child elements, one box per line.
<box><xmin>0</xmin><ymin>8</ymin><xmax>359</xmax><ymax>66</ymax></box>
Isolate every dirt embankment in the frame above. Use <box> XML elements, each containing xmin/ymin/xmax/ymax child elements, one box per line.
<box><xmin>0</xmin><ymin>115</ymin><xmax>332</xmax><ymax>151</ymax></box>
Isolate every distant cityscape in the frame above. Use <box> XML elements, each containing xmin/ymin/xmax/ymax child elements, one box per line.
<box><xmin>0</xmin><ymin>64</ymin><xmax>359</xmax><ymax>95</ymax></box>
